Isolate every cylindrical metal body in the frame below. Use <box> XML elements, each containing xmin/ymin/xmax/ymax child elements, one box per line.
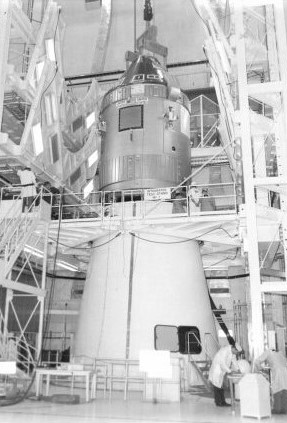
<box><xmin>75</xmin><ymin>216</ymin><xmax>217</xmax><ymax>359</ymax></box>
<box><xmin>99</xmin><ymin>55</ymin><xmax>191</xmax><ymax>191</ymax></box>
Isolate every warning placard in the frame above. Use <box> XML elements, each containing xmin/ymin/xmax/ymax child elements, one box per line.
<box><xmin>144</xmin><ymin>187</ymin><xmax>171</xmax><ymax>201</ymax></box>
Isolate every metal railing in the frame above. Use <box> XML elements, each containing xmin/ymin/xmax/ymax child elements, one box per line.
<box><xmin>92</xmin><ymin>357</ymin><xmax>182</xmax><ymax>400</ymax></box>
<box><xmin>47</xmin><ymin>183</ymin><xmax>237</xmax><ymax>222</ymax></box>
<box><xmin>187</xmin><ymin>331</ymin><xmax>216</xmax><ymax>364</ymax></box>
<box><xmin>186</xmin><ymin>331</ymin><xmax>213</xmax><ymax>392</ymax></box>
<box><xmin>0</xmin><ymin>186</ymin><xmax>51</xmax><ymax>254</ymax></box>
<box><xmin>0</xmin><ymin>329</ymin><xmax>37</xmax><ymax>375</ymax></box>
<box><xmin>203</xmin><ymin>332</ymin><xmax>220</xmax><ymax>359</ymax></box>
<box><xmin>0</xmin><ymin>308</ymin><xmax>7</xmax><ymax>359</ymax></box>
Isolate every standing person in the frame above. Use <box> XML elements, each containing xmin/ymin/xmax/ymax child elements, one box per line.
<box><xmin>163</xmin><ymin>106</ymin><xmax>178</xmax><ymax>129</ymax></box>
<box><xmin>172</xmin><ymin>191</ymin><xmax>186</xmax><ymax>214</ymax></box>
<box><xmin>97</xmin><ymin>114</ymin><xmax>107</xmax><ymax>134</ymax></box>
<box><xmin>188</xmin><ymin>185</ymin><xmax>201</xmax><ymax>212</ymax></box>
<box><xmin>255</xmin><ymin>348</ymin><xmax>287</xmax><ymax>414</ymax></box>
<box><xmin>209</xmin><ymin>343</ymin><xmax>242</xmax><ymax>407</ymax></box>
<box><xmin>17</xmin><ymin>166</ymin><xmax>37</xmax><ymax>212</ymax></box>
<box><xmin>200</xmin><ymin>188</ymin><xmax>216</xmax><ymax>212</ymax></box>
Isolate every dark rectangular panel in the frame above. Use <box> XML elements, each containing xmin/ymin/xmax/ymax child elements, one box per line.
<box><xmin>50</xmin><ymin>133</ymin><xmax>59</xmax><ymax>163</ymax></box>
<box><xmin>72</xmin><ymin>116</ymin><xmax>84</xmax><ymax>132</ymax></box>
<box><xmin>70</xmin><ymin>167</ymin><xmax>81</xmax><ymax>185</ymax></box>
<box><xmin>119</xmin><ymin>105</ymin><xmax>143</xmax><ymax>132</ymax></box>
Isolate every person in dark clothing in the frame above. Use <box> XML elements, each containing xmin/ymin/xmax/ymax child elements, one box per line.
<box><xmin>17</xmin><ymin>167</ymin><xmax>37</xmax><ymax>212</ymax></box>
<box><xmin>200</xmin><ymin>188</ymin><xmax>216</xmax><ymax>212</ymax></box>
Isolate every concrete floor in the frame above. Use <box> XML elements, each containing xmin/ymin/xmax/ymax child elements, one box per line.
<box><xmin>0</xmin><ymin>392</ymin><xmax>286</xmax><ymax>423</ymax></box>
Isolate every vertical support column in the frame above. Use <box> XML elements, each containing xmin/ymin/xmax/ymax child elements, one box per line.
<box><xmin>134</xmin><ymin>0</ymin><xmax>137</xmax><ymax>52</ymax></box>
<box><xmin>273</xmin><ymin>106</ymin><xmax>287</xmax><ymax>271</ymax></box>
<box><xmin>4</xmin><ymin>288</ymin><xmax>13</xmax><ymax>338</ymax></box>
<box><xmin>253</xmin><ymin>135</ymin><xmax>268</xmax><ymax>206</ymax></box>
<box><xmin>234</xmin><ymin>1</ymin><xmax>265</xmax><ymax>357</ymax></box>
<box><xmin>90</xmin><ymin>0</ymin><xmax>112</xmax><ymax>74</ymax></box>
<box><xmin>271</xmin><ymin>295</ymin><xmax>285</xmax><ymax>353</ymax></box>
<box><xmin>273</xmin><ymin>0</ymin><xmax>287</xmax><ymax>272</ymax></box>
<box><xmin>36</xmin><ymin>222</ymin><xmax>49</xmax><ymax>360</ymax></box>
<box><xmin>265</xmin><ymin>5</ymin><xmax>279</xmax><ymax>82</ymax></box>
<box><xmin>0</xmin><ymin>0</ymin><xmax>11</xmax><ymax>124</ymax></box>
<box><xmin>200</xmin><ymin>95</ymin><xmax>204</xmax><ymax>146</ymax></box>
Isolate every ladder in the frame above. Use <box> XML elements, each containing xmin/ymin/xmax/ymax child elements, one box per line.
<box><xmin>186</xmin><ymin>331</ymin><xmax>219</xmax><ymax>393</ymax></box>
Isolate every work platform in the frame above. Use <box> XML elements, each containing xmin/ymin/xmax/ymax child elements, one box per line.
<box><xmin>46</xmin><ymin>182</ymin><xmax>241</xmax><ymax>273</ymax></box>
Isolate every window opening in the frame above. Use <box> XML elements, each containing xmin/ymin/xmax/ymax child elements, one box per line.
<box><xmin>178</xmin><ymin>326</ymin><xmax>202</xmax><ymax>355</ymax></box>
<box><xmin>119</xmin><ymin>105</ymin><xmax>143</xmax><ymax>132</ymax></box>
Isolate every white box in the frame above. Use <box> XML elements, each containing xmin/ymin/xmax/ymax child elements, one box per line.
<box><xmin>0</xmin><ymin>361</ymin><xmax>17</xmax><ymax>375</ymax></box>
<box><xmin>239</xmin><ymin>374</ymin><xmax>271</xmax><ymax>418</ymax></box>
<box><xmin>67</xmin><ymin>364</ymin><xmax>84</xmax><ymax>371</ymax></box>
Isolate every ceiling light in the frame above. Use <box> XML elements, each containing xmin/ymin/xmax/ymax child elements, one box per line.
<box><xmin>36</xmin><ymin>61</ymin><xmax>45</xmax><ymax>81</ymax></box>
<box><xmin>57</xmin><ymin>260</ymin><xmax>78</xmax><ymax>272</ymax></box>
<box><xmin>32</xmin><ymin>123</ymin><xmax>44</xmax><ymax>155</ymax></box>
<box><xmin>25</xmin><ymin>245</ymin><xmax>78</xmax><ymax>272</ymax></box>
<box><xmin>83</xmin><ymin>179</ymin><xmax>94</xmax><ymax>198</ymax></box>
<box><xmin>24</xmin><ymin>245</ymin><xmax>44</xmax><ymax>258</ymax></box>
<box><xmin>86</xmin><ymin>112</ymin><xmax>96</xmax><ymax>129</ymax></box>
<box><xmin>45</xmin><ymin>39</ymin><xmax>56</xmax><ymax>62</ymax></box>
<box><xmin>44</xmin><ymin>95</ymin><xmax>53</xmax><ymax>126</ymax></box>
<box><xmin>50</xmin><ymin>93</ymin><xmax>58</xmax><ymax>121</ymax></box>
<box><xmin>88</xmin><ymin>150</ymin><xmax>98</xmax><ymax>167</ymax></box>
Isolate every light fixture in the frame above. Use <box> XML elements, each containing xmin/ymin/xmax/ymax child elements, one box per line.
<box><xmin>44</xmin><ymin>95</ymin><xmax>53</xmax><ymax>126</ymax></box>
<box><xmin>83</xmin><ymin>179</ymin><xmax>94</xmax><ymax>198</ymax></box>
<box><xmin>32</xmin><ymin>123</ymin><xmax>44</xmax><ymax>155</ymax></box>
<box><xmin>88</xmin><ymin>150</ymin><xmax>98</xmax><ymax>167</ymax></box>
<box><xmin>45</xmin><ymin>39</ymin><xmax>56</xmax><ymax>62</ymax></box>
<box><xmin>36</xmin><ymin>61</ymin><xmax>45</xmax><ymax>81</ymax></box>
<box><xmin>50</xmin><ymin>93</ymin><xmax>58</xmax><ymax>121</ymax></box>
<box><xmin>24</xmin><ymin>245</ymin><xmax>44</xmax><ymax>258</ymax></box>
<box><xmin>25</xmin><ymin>245</ymin><xmax>78</xmax><ymax>272</ymax></box>
<box><xmin>86</xmin><ymin>112</ymin><xmax>96</xmax><ymax>129</ymax></box>
<box><xmin>57</xmin><ymin>260</ymin><xmax>78</xmax><ymax>272</ymax></box>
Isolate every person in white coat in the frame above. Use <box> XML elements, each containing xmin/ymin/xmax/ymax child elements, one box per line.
<box><xmin>17</xmin><ymin>167</ymin><xmax>37</xmax><ymax>212</ymax></box>
<box><xmin>255</xmin><ymin>349</ymin><xmax>287</xmax><ymax>414</ymax></box>
<box><xmin>209</xmin><ymin>343</ymin><xmax>242</xmax><ymax>406</ymax></box>
<box><xmin>188</xmin><ymin>186</ymin><xmax>201</xmax><ymax>212</ymax></box>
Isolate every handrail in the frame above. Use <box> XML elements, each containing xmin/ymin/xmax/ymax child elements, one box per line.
<box><xmin>204</xmin><ymin>332</ymin><xmax>220</xmax><ymax>358</ymax></box>
<box><xmin>0</xmin><ymin>190</ymin><xmax>22</xmax><ymax>247</ymax></box>
<box><xmin>48</xmin><ymin>182</ymin><xmax>237</xmax><ymax>222</ymax></box>
<box><xmin>0</xmin><ymin>186</ymin><xmax>50</xmax><ymax>256</ymax></box>
<box><xmin>186</xmin><ymin>331</ymin><xmax>213</xmax><ymax>392</ymax></box>
<box><xmin>187</xmin><ymin>331</ymin><xmax>213</xmax><ymax>363</ymax></box>
<box><xmin>0</xmin><ymin>327</ymin><xmax>36</xmax><ymax>374</ymax></box>
<box><xmin>8</xmin><ymin>334</ymin><xmax>37</xmax><ymax>374</ymax></box>
<box><xmin>201</xmin><ymin>120</ymin><xmax>220</xmax><ymax>148</ymax></box>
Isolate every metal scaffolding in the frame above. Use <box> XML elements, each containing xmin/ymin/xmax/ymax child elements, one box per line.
<box><xmin>195</xmin><ymin>0</ymin><xmax>287</xmax><ymax>356</ymax></box>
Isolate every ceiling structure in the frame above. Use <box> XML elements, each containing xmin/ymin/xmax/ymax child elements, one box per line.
<box><xmin>59</xmin><ymin>0</ymin><xmax>207</xmax><ymax>76</ymax></box>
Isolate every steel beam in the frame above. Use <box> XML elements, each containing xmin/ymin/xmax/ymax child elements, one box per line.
<box><xmin>234</xmin><ymin>1</ymin><xmax>265</xmax><ymax>356</ymax></box>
